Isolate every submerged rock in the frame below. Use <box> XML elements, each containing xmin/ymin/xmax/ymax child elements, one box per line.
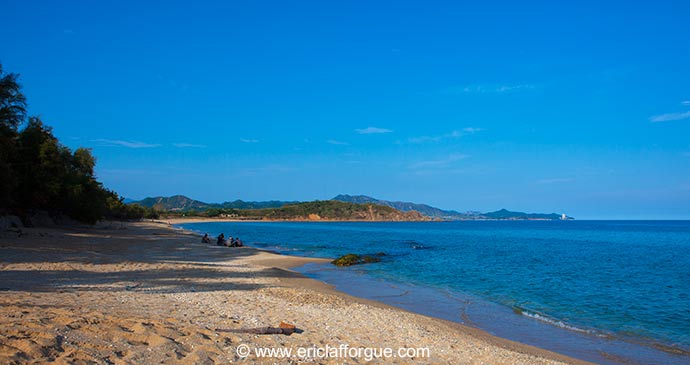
<box><xmin>331</xmin><ymin>253</ymin><xmax>382</xmax><ymax>266</ymax></box>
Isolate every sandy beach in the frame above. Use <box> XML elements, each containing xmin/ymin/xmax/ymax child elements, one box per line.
<box><xmin>0</xmin><ymin>221</ymin><xmax>590</xmax><ymax>364</ymax></box>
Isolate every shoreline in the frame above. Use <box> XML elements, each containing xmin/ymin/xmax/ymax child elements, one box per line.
<box><xmin>163</xmin><ymin>217</ymin><xmax>434</xmax><ymax>224</ymax></box>
<box><xmin>177</xmin><ymin>219</ymin><xmax>690</xmax><ymax>365</ymax></box>
<box><xmin>161</xmin><ymin>217</ymin><xmax>574</xmax><ymax>224</ymax></box>
<box><xmin>293</xmin><ymin>261</ymin><xmax>690</xmax><ymax>364</ymax></box>
<box><xmin>170</xmin><ymin>222</ymin><xmax>592</xmax><ymax>364</ymax></box>
<box><xmin>1</xmin><ymin>220</ymin><xmax>588</xmax><ymax>364</ymax></box>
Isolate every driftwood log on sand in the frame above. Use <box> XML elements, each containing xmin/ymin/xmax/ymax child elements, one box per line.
<box><xmin>216</xmin><ymin>322</ymin><xmax>297</xmax><ymax>335</ymax></box>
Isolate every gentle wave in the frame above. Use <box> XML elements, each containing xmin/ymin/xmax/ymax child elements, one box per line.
<box><xmin>513</xmin><ymin>307</ymin><xmax>600</xmax><ymax>335</ymax></box>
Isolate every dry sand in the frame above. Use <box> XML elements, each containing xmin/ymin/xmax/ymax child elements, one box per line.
<box><xmin>0</xmin><ymin>221</ymin><xmax>591</xmax><ymax>364</ymax></box>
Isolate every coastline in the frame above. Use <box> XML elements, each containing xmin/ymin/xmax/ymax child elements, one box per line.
<box><xmin>162</xmin><ymin>217</ymin><xmax>434</xmax><ymax>224</ymax></box>
<box><xmin>176</xmin><ymin>219</ymin><xmax>690</xmax><ymax>365</ymax></box>
<box><xmin>161</xmin><ymin>217</ymin><xmax>570</xmax><ymax>224</ymax></box>
<box><xmin>0</xmin><ymin>220</ymin><xmax>588</xmax><ymax>364</ymax></box>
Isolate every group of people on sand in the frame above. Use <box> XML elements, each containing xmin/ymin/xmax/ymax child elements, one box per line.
<box><xmin>201</xmin><ymin>233</ymin><xmax>243</xmax><ymax>247</ymax></box>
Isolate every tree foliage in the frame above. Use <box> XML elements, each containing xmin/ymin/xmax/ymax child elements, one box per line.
<box><xmin>201</xmin><ymin>200</ymin><xmax>402</xmax><ymax>220</ymax></box>
<box><xmin>0</xmin><ymin>64</ymin><xmax>26</xmax><ymax>209</ymax></box>
<box><xmin>0</xmin><ymin>63</ymin><xmax>144</xmax><ymax>223</ymax></box>
<box><xmin>0</xmin><ymin>63</ymin><xmax>26</xmax><ymax>133</ymax></box>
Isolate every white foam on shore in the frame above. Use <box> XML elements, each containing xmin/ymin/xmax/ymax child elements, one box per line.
<box><xmin>518</xmin><ymin>309</ymin><xmax>596</xmax><ymax>335</ymax></box>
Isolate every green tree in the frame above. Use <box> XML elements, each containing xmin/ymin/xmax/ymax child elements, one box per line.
<box><xmin>0</xmin><ymin>64</ymin><xmax>27</xmax><ymax>132</ymax></box>
<box><xmin>14</xmin><ymin>117</ymin><xmax>65</xmax><ymax>210</ymax></box>
<box><xmin>0</xmin><ymin>63</ymin><xmax>144</xmax><ymax>224</ymax></box>
<box><xmin>104</xmin><ymin>193</ymin><xmax>146</xmax><ymax>220</ymax></box>
<box><xmin>12</xmin><ymin>116</ymin><xmax>111</xmax><ymax>223</ymax></box>
<box><xmin>0</xmin><ymin>63</ymin><xmax>27</xmax><ymax>211</ymax></box>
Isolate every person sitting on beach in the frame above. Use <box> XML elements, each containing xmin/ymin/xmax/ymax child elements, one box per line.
<box><xmin>201</xmin><ymin>233</ymin><xmax>211</xmax><ymax>244</ymax></box>
<box><xmin>228</xmin><ymin>237</ymin><xmax>242</xmax><ymax>247</ymax></box>
<box><xmin>225</xmin><ymin>236</ymin><xmax>233</xmax><ymax>247</ymax></box>
<box><xmin>216</xmin><ymin>233</ymin><xmax>226</xmax><ymax>246</ymax></box>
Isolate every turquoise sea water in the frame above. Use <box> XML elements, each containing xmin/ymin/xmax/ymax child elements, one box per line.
<box><xmin>178</xmin><ymin>220</ymin><xmax>690</xmax><ymax>364</ymax></box>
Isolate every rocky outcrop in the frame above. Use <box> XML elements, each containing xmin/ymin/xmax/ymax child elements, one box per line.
<box><xmin>0</xmin><ymin>215</ymin><xmax>23</xmax><ymax>230</ymax></box>
<box><xmin>27</xmin><ymin>211</ymin><xmax>56</xmax><ymax>227</ymax></box>
<box><xmin>307</xmin><ymin>214</ymin><xmax>322</xmax><ymax>221</ymax></box>
<box><xmin>331</xmin><ymin>254</ymin><xmax>383</xmax><ymax>266</ymax></box>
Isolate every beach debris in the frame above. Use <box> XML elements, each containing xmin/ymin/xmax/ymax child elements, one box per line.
<box><xmin>216</xmin><ymin>322</ymin><xmax>298</xmax><ymax>336</ymax></box>
<box><xmin>331</xmin><ymin>253</ymin><xmax>382</xmax><ymax>266</ymax></box>
<box><xmin>125</xmin><ymin>283</ymin><xmax>142</xmax><ymax>291</ymax></box>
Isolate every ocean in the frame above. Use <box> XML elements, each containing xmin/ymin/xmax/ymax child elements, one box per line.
<box><xmin>177</xmin><ymin>220</ymin><xmax>690</xmax><ymax>365</ymax></box>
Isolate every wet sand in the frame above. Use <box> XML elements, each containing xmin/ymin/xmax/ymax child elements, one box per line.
<box><xmin>0</xmin><ymin>221</ymin><xmax>590</xmax><ymax>364</ymax></box>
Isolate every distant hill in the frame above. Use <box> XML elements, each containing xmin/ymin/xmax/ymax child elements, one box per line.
<box><xmin>128</xmin><ymin>195</ymin><xmax>427</xmax><ymax>221</ymax></box>
<box><xmin>128</xmin><ymin>195</ymin><xmax>295</xmax><ymax>212</ymax></box>
<box><xmin>129</xmin><ymin>194</ymin><xmax>572</xmax><ymax>220</ymax></box>
<box><xmin>218</xmin><ymin>199</ymin><xmax>299</xmax><ymax>210</ymax></box>
<box><xmin>333</xmin><ymin>194</ymin><xmax>570</xmax><ymax>220</ymax></box>
<box><xmin>483</xmin><ymin>209</ymin><xmax>568</xmax><ymax>220</ymax></box>
<box><xmin>332</xmin><ymin>194</ymin><xmax>474</xmax><ymax>219</ymax></box>
<box><xmin>233</xmin><ymin>200</ymin><xmax>428</xmax><ymax>221</ymax></box>
<box><xmin>131</xmin><ymin>195</ymin><xmax>211</xmax><ymax>211</ymax></box>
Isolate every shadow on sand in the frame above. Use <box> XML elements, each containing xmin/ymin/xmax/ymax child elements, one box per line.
<box><xmin>0</xmin><ymin>223</ymin><xmax>302</xmax><ymax>294</ymax></box>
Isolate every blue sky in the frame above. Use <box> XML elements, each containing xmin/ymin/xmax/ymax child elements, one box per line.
<box><xmin>2</xmin><ymin>0</ymin><xmax>690</xmax><ymax>219</ymax></box>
